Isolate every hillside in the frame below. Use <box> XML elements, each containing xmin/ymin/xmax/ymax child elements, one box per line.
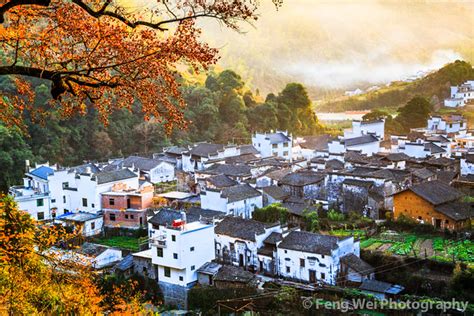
<box><xmin>315</xmin><ymin>60</ymin><xmax>474</xmax><ymax>112</ymax></box>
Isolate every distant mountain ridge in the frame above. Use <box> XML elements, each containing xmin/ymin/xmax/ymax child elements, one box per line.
<box><xmin>315</xmin><ymin>60</ymin><xmax>474</xmax><ymax>112</ymax></box>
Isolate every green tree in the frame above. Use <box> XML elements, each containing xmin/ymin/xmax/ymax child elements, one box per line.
<box><xmin>302</xmin><ymin>209</ymin><xmax>320</xmax><ymax>232</ymax></box>
<box><xmin>252</xmin><ymin>203</ymin><xmax>288</xmax><ymax>224</ymax></box>
<box><xmin>362</xmin><ymin>109</ymin><xmax>391</xmax><ymax>121</ymax></box>
<box><xmin>394</xmin><ymin>96</ymin><xmax>432</xmax><ymax>133</ymax></box>
<box><xmin>0</xmin><ymin>126</ymin><xmax>33</xmax><ymax>192</ymax></box>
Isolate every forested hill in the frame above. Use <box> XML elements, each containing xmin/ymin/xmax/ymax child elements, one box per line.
<box><xmin>0</xmin><ymin>70</ymin><xmax>324</xmax><ymax>191</ymax></box>
<box><xmin>316</xmin><ymin>60</ymin><xmax>474</xmax><ymax>112</ymax></box>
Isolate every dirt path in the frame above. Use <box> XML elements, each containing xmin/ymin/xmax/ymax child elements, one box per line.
<box><xmin>419</xmin><ymin>239</ymin><xmax>434</xmax><ymax>258</ymax></box>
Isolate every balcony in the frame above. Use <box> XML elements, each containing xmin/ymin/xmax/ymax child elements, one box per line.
<box><xmin>150</xmin><ymin>235</ymin><xmax>167</xmax><ymax>248</ymax></box>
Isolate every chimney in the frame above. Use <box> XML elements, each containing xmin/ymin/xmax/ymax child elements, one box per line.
<box><xmin>25</xmin><ymin>160</ymin><xmax>30</xmax><ymax>173</ymax></box>
<box><xmin>180</xmin><ymin>211</ymin><xmax>187</xmax><ymax>224</ymax></box>
<box><xmin>85</xmin><ymin>166</ymin><xmax>92</xmax><ymax>174</ymax></box>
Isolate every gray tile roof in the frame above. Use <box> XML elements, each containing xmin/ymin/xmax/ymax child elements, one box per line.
<box><xmin>95</xmin><ymin>169</ymin><xmax>137</xmax><ymax>184</ymax></box>
<box><xmin>70</xmin><ymin>163</ymin><xmax>101</xmax><ymax>174</ymax></box>
<box><xmin>221</xmin><ymin>184</ymin><xmax>261</xmax><ymax>202</ymax></box>
<box><xmin>344</xmin><ymin>134</ymin><xmax>379</xmax><ymax>147</ymax></box>
<box><xmin>203</xmin><ymin>164</ymin><xmax>251</xmax><ymax>177</ymax></box>
<box><xmin>262</xmin><ymin>185</ymin><xmax>289</xmax><ymax>200</ymax></box>
<box><xmin>214</xmin><ymin>265</ymin><xmax>256</xmax><ymax>283</ymax></box>
<box><xmin>263</xmin><ymin>168</ymin><xmax>292</xmax><ymax>181</ymax></box>
<box><xmin>298</xmin><ymin>135</ymin><xmax>332</xmax><ymax>150</ymax></box>
<box><xmin>343</xmin><ymin>179</ymin><xmax>374</xmax><ymax>188</ymax></box>
<box><xmin>424</xmin><ymin>142</ymin><xmax>445</xmax><ymax>155</ymax></box>
<box><xmin>206</xmin><ymin>174</ymin><xmax>237</xmax><ymax>188</ymax></box>
<box><xmin>265</xmin><ymin>132</ymin><xmax>291</xmax><ymax>144</ymax></box>
<box><xmin>278</xmin><ymin>231</ymin><xmax>343</xmax><ymax>255</ymax></box>
<box><xmin>341</xmin><ymin>253</ymin><xmax>374</xmax><ymax>275</ymax></box>
<box><xmin>359</xmin><ymin>280</ymin><xmax>402</xmax><ymax>294</ymax></box>
<box><xmin>281</xmin><ymin>202</ymin><xmax>315</xmax><ymax>216</ymax></box>
<box><xmin>122</xmin><ymin>156</ymin><xmax>164</xmax><ymax>171</ymax></box>
<box><xmin>466</xmin><ymin>154</ymin><xmax>474</xmax><ymax>164</ymax></box>
<box><xmin>215</xmin><ymin>216</ymin><xmax>267</xmax><ymax>241</ymax></box>
<box><xmin>188</xmin><ymin>143</ymin><xmax>225</xmax><ymax>157</ymax></box>
<box><xmin>434</xmin><ymin>202</ymin><xmax>473</xmax><ymax>221</ymax></box>
<box><xmin>57</xmin><ymin>212</ymin><xmax>102</xmax><ymax>222</ymax></box>
<box><xmin>239</xmin><ymin>144</ymin><xmax>259</xmax><ymax>155</ymax></box>
<box><xmin>325</xmin><ymin>159</ymin><xmax>344</xmax><ymax>170</ymax></box>
<box><xmin>280</xmin><ymin>171</ymin><xmax>324</xmax><ymax>186</ymax></box>
<box><xmin>411</xmin><ymin>168</ymin><xmax>435</xmax><ymax>180</ymax></box>
<box><xmin>437</xmin><ymin>171</ymin><xmax>458</xmax><ymax>184</ymax></box>
<box><xmin>263</xmin><ymin>232</ymin><xmax>283</xmax><ymax>245</ymax></box>
<box><xmin>197</xmin><ymin>262</ymin><xmax>222</xmax><ymax>275</ymax></box>
<box><xmin>148</xmin><ymin>208</ymin><xmax>197</xmax><ymax>226</ymax></box>
<box><xmin>385</xmin><ymin>153</ymin><xmax>410</xmax><ymax>162</ymax></box>
<box><xmin>406</xmin><ymin>180</ymin><xmax>462</xmax><ymax>205</ymax></box>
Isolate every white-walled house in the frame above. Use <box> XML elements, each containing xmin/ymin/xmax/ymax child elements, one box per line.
<box><xmin>148</xmin><ymin>209</ymin><xmax>215</xmax><ymax>308</ymax></box>
<box><xmin>214</xmin><ymin>216</ymin><xmax>282</xmax><ymax>271</ymax></box>
<box><xmin>181</xmin><ymin>143</ymin><xmax>241</xmax><ymax>172</ymax></box>
<box><xmin>461</xmin><ymin>154</ymin><xmax>474</xmax><ymax>176</ymax></box>
<box><xmin>444</xmin><ymin>80</ymin><xmax>474</xmax><ymax>107</ymax></box>
<box><xmin>252</xmin><ymin>131</ymin><xmax>292</xmax><ymax>160</ymax></box>
<box><xmin>9</xmin><ymin>163</ymin><xmax>140</xmax><ymax>220</ymax></box>
<box><xmin>344</xmin><ymin>120</ymin><xmax>385</xmax><ymax>139</ymax></box>
<box><xmin>56</xmin><ymin>212</ymin><xmax>103</xmax><ymax>237</ymax></box>
<box><xmin>62</xmin><ymin>169</ymin><xmax>139</xmax><ymax>214</ymax></box>
<box><xmin>200</xmin><ymin>184</ymin><xmax>263</xmax><ymax>218</ymax></box>
<box><xmin>427</xmin><ymin>115</ymin><xmax>467</xmax><ymax>135</ymax></box>
<box><xmin>276</xmin><ymin>231</ymin><xmax>369</xmax><ymax>285</ymax></box>
<box><xmin>121</xmin><ymin>156</ymin><xmax>176</xmax><ymax>183</ymax></box>
<box><xmin>9</xmin><ymin>164</ymin><xmax>78</xmax><ymax>221</ymax></box>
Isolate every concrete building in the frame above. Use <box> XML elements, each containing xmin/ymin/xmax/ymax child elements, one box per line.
<box><xmin>148</xmin><ymin>209</ymin><xmax>215</xmax><ymax>308</ymax></box>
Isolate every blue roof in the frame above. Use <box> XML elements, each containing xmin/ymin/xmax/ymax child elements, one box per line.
<box><xmin>30</xmin><ymin>166</ymin><xmax>54</xmax><ymax>180</ymax></box>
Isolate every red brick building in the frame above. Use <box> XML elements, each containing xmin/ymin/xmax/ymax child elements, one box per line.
<box><xmin>102</xmin><ymin>183</ymin><xmax>154</xmax><ymax>229</ymax></box>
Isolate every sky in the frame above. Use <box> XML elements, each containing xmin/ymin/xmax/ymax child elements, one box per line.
<box><xmin>126</xmin><ymin>0</ymin><xmax>474</xmax><ymax>97</ymax></box>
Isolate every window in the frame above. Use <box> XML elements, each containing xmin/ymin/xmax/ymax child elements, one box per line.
<box><xmin>109</xmin><ymin>198</ymin><xmax>115</xmax><ymax>206</ymax></box>
<box><xmin>321</xmin><ymin>255</ymin><xmax>324</xmax><ymax>259</ymax></box>
<box><xmin>62</xmin><ymin>182</ymin><xmax>69</xmax><ymax>188</ymax></box>
<box><xmin>109</xmin><ymin>213</ymin><xmax>116</xmax><ymax>221</ymax></box>
<box><xmin>125</xmin><ymin>214</ymin><xmax>129</xmax><ymax>219</ymax></box>
<box><xmin>82</xmin><ymin>198</ymin><xmax>87</xmax><ymax>207</ymax></box>
<box><xmin>283</xmin><ymin>142</ymin><xmax>289</xmax><ymax>147</ymax></box>
<box><xmin>173</xmin><ymin>253</ymin><xmax>178</xmax><ymax>259</ymax></box>
<box><xmin>283</xmin><ymin>151</ymin><xmax>289</xmax><ymax>156</ymax></box>
<box><xmin>190</xmin><ymin>247</ymin><xmax>195</xmax><ymax>252</ymax></box>
<box><xmin>91</xmin><ymin>203</ymin><xmax>95</xmax><ymax>208</ymax></box>
<box><xmin>284</xmin><ymin>250</ymin><xmax>287</xmax><ymax>254</ymax></box>
<box><xmin>91</xmin><ymin>222</ymin><xmax>95</xmax><ymax>230</ymax></box>
<box><xmin>272</xmin><ymin>144</ymin><xmax>278</xmax><ymax>149</ymax></box>
<box><xmin>130</xmin><ymin>215</ymin><xmax>134</xmax><ymax>219</ymax></box>
<box><xmin>300</xmin><ymin>258</ymin><xmax>305</xmax><ymax>267</ymax></box>
<box><xmin>171</xmin><ymin>235</ymin><xmax>176</xmax><ymax>242</ymax></box>
<box><xmin>37</xmin><ymin>199</ymin><xmax>44</xmax><ymax>207</ymax></box>
<box><xmin>37</xmin><ymin>212</ymin><xmax>45</xmax><ymax>220</ymax></box>
<box><xmin>157</xmin><ymin>248</ymin><xmax>163</xmax><ymax>257</ymax></box>
<box><xmin>51</xmin><ymin>199</ymin><xmax>56</xmax><ymax>203</ymax></box>
<box><xmin>63</xmin><ymin>196</ymin><xmax>66</xmax><ymax>203</ymax></box>
<box><xmin>179</xmin><ymin>276</ymin><xmax>183</xmax><ymax>281</ymax></box>
<box><xmin>164</xmin><ymin>267</ymin><xmax>171</xmax><ymax>277</ymax></box>
<box><xmin>191</xmin><ymin>265</ymin><xmax>195</xmax><ymax>271</ymax></box>
<box><xmin>286</xmin><ymin>266</ymin><xmax>290</xmax><ymax>273</ymax></box>
<box><xmin>321</xmin><ymin>273</ymin><xmax>325</xmax><ymax>280</ymax></box>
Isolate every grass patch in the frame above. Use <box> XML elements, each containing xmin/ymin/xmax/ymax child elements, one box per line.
<box><xmin>360</xmin><ymin>238</ymin><xmax>376</xmax><ymax>249</ymax></box>
<box><xmin>93</xmin><ymin>236</ymin><xmax>145</xmax><ymax>251</ymax></box>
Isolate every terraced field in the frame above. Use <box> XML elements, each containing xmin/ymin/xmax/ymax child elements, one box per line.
<box><xmin>360</xmin><ymin>233</ymin><xmax>474</xmax><ymax>264</ymax></box>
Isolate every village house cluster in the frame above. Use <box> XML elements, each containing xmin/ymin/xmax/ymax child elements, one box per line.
<box><xmin>8</xmin><ymin>110</ymin><xmax>474</xmax><ymax>308</ymax></box>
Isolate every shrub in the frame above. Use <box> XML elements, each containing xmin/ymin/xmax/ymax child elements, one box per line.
<box><xmin>327</xmin><ymin>209</ymin><xmax>345</xmax><ymax>221</ymax></box>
